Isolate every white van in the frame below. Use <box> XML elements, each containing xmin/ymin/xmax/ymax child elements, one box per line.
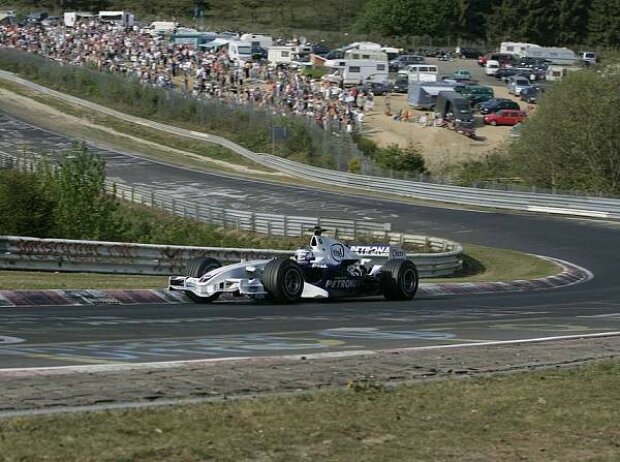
<box><xmin>485</xmin><ymin>60</ymin><xmax>500</xmax><ymax>75</ymax></box>
<box><xmin>401</xmin><ymin>64</ymin><xmax>438</xmax><ymax>82</ymax></box>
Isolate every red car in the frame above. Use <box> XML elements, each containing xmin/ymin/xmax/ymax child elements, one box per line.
<box><xmin>483</xmin><ymin>109</ymin><xmax>527</xmax><ymax>126</ymax></box>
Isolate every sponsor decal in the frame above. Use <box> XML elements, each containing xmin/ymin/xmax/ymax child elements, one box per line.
<box><xmin>350</xmin><ymin>245</ymin><xmax>391</xmax><ymax>255</ymax></box>
<box><xmin>330</xmin><ymin>243</ymin><xmax>345</xmax><ymax>262</ymax></box>
<box><xmin>325</xmin><ymin>279</ymin><xmax>360</xmax><ymax>289</ymax></box>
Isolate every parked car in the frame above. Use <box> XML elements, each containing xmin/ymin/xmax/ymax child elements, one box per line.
<box><xmin>479</xmin><ymin>52</ymin><xmax>514</xmax><ymax>67</ymax></box>
<box><xmin>494</xmin><ymin>67</ymin><xmax>519</xmax><ymax>81</ymax></box>
<box><xmin>478</xmin><ymin>98</ymin><xmax>521</xmax><ymax>114</ymax></box>
<box><xmin>507</xmin><ymin>76</ymin><xmax>531</xmax><ymax>95</ymax></box>
<box><xmin>452</xmin><ymin>69</ymin><xmax>472</xmax><ymax>80</ymax></box>
<box><xmin>311</xmin><ymin>43</ymin><xmax>330</xmax><ymax>57</ymax></box>
<box><xmin>361</xmin><ymin>81</ymin><xmax>393</xmax><ymax>96</ymax></box>
<box><xmin>485</xmin><ymin>60</ymin><xmax>500</xmax><ymax>76</ymax></box>
<box><xmin>393</xmin><ymin>75</ymin><xmax>409</xmax><ymax>93</ymax></box>
<box><xmin>483</xmin><ymin>109</ymin><xmax>527</xmax><ymax>126</ymax></box>
<box><xmin>580</xmin><ymin>51</ymin><xmax>598</xmax><ymax>65</ymax></box>
<box><xmin>389</xmin><ymin>54</ymin><xmax>425</xmax><ymax>72</ymax></box>
<box><xmin>458</xmin><ymin>48</ymin><xmax>483</xmax><ymax>59</ymax></box>
<box><xmin>459</xmin><ymin>85</ymin><xmax>494</xmax><ymax>105</ymax></box>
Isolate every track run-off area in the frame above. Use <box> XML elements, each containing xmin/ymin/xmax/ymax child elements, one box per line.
<box><xmin>1</xmin><ymin>109</ymin><xmax>620</xmax><ymax>380</ymax></box>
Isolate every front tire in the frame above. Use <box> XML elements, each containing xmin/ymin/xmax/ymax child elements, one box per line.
<box><xmin>185</xmin><ymin>257</ymin><xmax>221</xmax><ymax>303</ymax></box>
<box><xmin>381</xmin><ymin>259</ymin><xmax>419</xmax><ymax>301</ymax></box>
<box><xmin>262</xmin><ymin>257</ymin><xmax>304</xmax><ymax>304</ymax></box>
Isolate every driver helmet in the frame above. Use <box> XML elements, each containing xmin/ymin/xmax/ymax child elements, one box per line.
<box><xmin>295</xmin><ymin>248</ymin><xmax>314</xmax><ymax>265</ymax></box>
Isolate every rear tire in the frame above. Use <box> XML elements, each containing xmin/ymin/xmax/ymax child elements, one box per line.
<box><xmin>262</xmin><ymin>257</ymin><xmax>304</xmax><ymax>304</ymax></box>
<box><xmin>185</xmin><ymin>257</ymin><xmax>222</xmax><ymax>303</ymax></box>
<box><xmin>381</xmin><ymin>259</ymin><xmax>419</xmax><ymax>301</ymax></box>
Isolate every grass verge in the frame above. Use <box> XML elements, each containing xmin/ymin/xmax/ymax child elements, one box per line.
<box><xmin>0</xmin><ymin>79</ymin><xmax>277</xmax><ymax>176</ymax></box>
<box><xmin>0</xmin><ymin>244</ymin><xmax>560</xmax><ymax>290</ymax></box>
<box><xmin>1</xmin><ymin>361</ymin><xmax>619</xmax><ymax>461</ymax></box>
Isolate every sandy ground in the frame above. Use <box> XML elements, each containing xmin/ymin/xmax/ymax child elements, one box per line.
<box><xmin>360</xmin><ymin>58</ymin><xmax>530</xmax><ymax>173</ymax></box>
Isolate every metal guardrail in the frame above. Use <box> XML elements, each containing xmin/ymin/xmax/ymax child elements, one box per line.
<box><xmin>0</xmin><ymin>236</ymin><xmax>463</xmax><ymax>278</ymax></box>
<box><xmin>0</xmin><ymin>153</ymin><xmax>391</xmax><ymax>240</ymax></box>
<box><xmin>1</xmin><ymin>70</ymin><xmax>620</xmax><ymax>219</ymax></box>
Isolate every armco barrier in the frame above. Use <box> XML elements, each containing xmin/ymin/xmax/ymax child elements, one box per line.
<box><xmin>1</xmin><ymin>70</ymin><xmax>620</xmax><ymax>219</ymax></box>
<box><xmin>0</xmin><ymin>236</ymin><xmax>463</xmax><ymax>278</ymax></box>
<box><xmin>0</xmin><ymin>153</ymin><xmax>391</xmax><ymax>240</ymax></box>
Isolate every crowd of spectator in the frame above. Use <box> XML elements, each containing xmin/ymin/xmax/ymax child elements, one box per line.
<box><xmin>0</xmin><ymin>20</ymin><xmax>373</xmax><ymax>134</ymax></box>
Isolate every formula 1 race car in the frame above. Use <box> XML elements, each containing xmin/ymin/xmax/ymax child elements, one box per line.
<box><xmin>168</xmin><ymin>227</ymin><xmax>419</xmax><ymax>304</ymax></box>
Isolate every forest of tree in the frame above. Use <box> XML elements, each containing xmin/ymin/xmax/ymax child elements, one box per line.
<box><xmin>3</xmin><ymin>0</ymin><xmax>619</xmax><ymax>46</ymax></box>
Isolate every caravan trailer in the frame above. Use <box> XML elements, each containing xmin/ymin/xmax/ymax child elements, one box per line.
<box><xmin>500</xmin><ymin>42</ymin><xmax>538</xmax><ymax>56</ymax></box>
<box><xmin>522</xmin><ymin>45</ymin><xmax>576</xmax><ymax>65</ymax></box>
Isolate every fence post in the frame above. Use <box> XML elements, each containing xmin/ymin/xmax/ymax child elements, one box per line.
<box><xmin>195</xmin><ymin>204</ymin><xmax>199</xmax><ymax>219</ymax></box>
<box><xmin>151</xmin><ymin>191</ymin><xmax>155</xmax><ymax>207</ymax></box>
<box><xmin>283</xmin><ymin>215</ymin><xmax>288</xmax><ymax>237</ymax></box>
<box><xmin>172</xmin><ymin>198</ymin><xmax>176</xmax><ymax>215</ymax></box>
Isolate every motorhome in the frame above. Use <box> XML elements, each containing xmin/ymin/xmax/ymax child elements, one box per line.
<box><xmin>399</xmin><ymin>64</ymin><xmax>438</xmax><ymax>83</ymax></box>
<box><xmin>323</xmin><ymin>60</ymin><xmax>389</xmax><ymax>86</ymax></box>
<box><xmin>268</xmin><ymin>45</ymin><xmax>305</xmax><ymax>66</ymax></box>
<box><xmin>239</xmin><ymin>33</ymin><xmax>273</xmax><ymax>50</ymax></box>
<box><xmin>522</xmin><ymin>45</ymin><xmax>576</xmax><ymax>65</ymax></box>
<box><xmin>98</xmin><ymin>11</ymin><xmax>134</xmax><ymax>27</ymax></box>
<box><xmin>227</xmin><ymin>40</ymin><xmax>254</xmax><ymax>65</ymax></box>
<box><xmin>381</xmin><ymin>46</ymin><xmax>400</xmax><ymax>61</ymax></box>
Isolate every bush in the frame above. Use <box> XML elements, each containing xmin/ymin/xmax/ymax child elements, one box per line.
<box><xmin>374</xmin><ymin>143</ymin><xmax>426</xmax><ymax>174</ymax></box>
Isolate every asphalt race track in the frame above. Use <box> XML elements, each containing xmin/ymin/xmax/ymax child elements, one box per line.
<box><xmin>1</xmin><ymin>111</ymin><xmax>620</xmax><ymax>371</ymax></box>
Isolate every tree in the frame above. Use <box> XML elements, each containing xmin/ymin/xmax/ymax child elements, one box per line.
<box><xmin>588</xmin><ymin>0</ymin><xmax>620</xmax><ymax>46</ymax></box>
<box><xmin>45</xmin><ymin>143</ymin><xmax>120</xmax><ymax>239</ymax></box>
<box><xmin>552</xmin><ymin>0</ymin><xmax>591</xmax><ymax>45</ymax></box>
<box><xmin>509</xmin><ymin>69</ymin><xmax>620</xmax><ymax>194</ymax></box>
<box><xmin>353</xmin><ymin>0</ymin><xmax>453</xmax><ymax>39</ymax></box>
<box><xmin>0</xmin><ymin>169</ymin><xmax>55</xmax><ymax>236</ymax></box>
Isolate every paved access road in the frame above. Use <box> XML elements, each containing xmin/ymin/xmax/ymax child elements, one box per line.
<box><xmin>1</xmin><ymin>111</ymin><xmax>620</xmax><ymax>370</ymax></box>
